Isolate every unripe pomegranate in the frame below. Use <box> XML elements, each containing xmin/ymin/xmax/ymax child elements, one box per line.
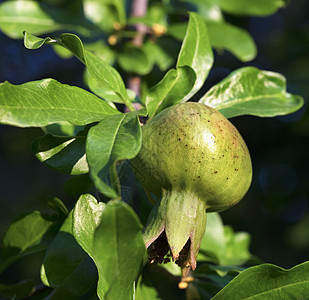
<box><xmin>132</xmin><ymin>102</ymin><xmax>252</xmax><ymax>278</ymax></box>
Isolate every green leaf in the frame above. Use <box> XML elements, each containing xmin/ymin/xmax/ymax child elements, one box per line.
<box><xmin>207</xmin><ymin>0</ymin><xmax>289</xmax><ymax>16</ymax></box>
<box><xmin>23</xmin><ymin>32</ymin><xmax>134</xmax><ymax>110</ymax></box>
<box><xmin>86</xmin><ymin>111</ymin><xmax>144</xmax><ymax>199</ymax></box>
<box><xmin>43</xmin><ymin>122</ymin><xmax>83</xmax><ymax>137</ymax></box>
<box><xmin>31</xmin><ymin>134</ymin><xmax>88</xmax><ymax>175</ymax></box>
<box><xmin>176</xmin><ymin>12</ymin><xmax>213</xmax><ymax>101</ymax></box>
<box><xmin>212</xmin><ymin>261</ymin><xmax>309</xmax><ymax>299</ymax></box>
<box><xmin>41</xmin><ymin>210</ymin><xmax>97</xmax><ymax>296</ymax></box>
<box><xmin>85</xmin><ymin>70</ymin><xmax>137</xmax><ymax>104</ymax></box>
<box><xmin>198</xmin><ymin>213</ymin><xmax>251</xmax><ymax>266</ymax></box>
<box><xmin>206</xmin><ymin>21</ymin><xmax>257</xmax><ymax>62</ymax></box>
<box><xmin>0</xmin><ymin>79</ymin><xmax>119</xmax><ymax>128</ymax></box>
<box><xmin>85</xmin><ymin>50</ymin><xmax>134</xmax><ymax>109</ymax></box>
<box><xmin>118</xmin><ymin>45</ymin><xmax>153</xmax><ymax>75</ymax></box>
<box><xmin>0</xmin><ymin>0</ymin><xmax>91</xmax><ymax>39</ymax></box>
<box><xmin>199</xmin><ymin>67</ymin><xmax>304</xmax><ymax>118</ymax></box>
<box><xmin>145</xmin><ymin>67</ymin><xmax>196</xmax><ymax>118</ymax></box>
<box><xmin>0</xmin><ymin>279</ymin><xmax>35</xmax><ymax>300</ymax></box>
<box><xmin>47</xmin><ymin>196</ymin><xmax>69</xmax><ymax>217</ymax></box>
<box><xmin>0</xmin><ymin>211</ymin><xmax>54</xmax><ymax>273</ymax></box>
<box><xmin>72</xmin><ymin>194</ymin><xmax>105</xmax><ymax>257</ymax></box>
<box><xmin>92</xmin><ymin>201</ymin><xmax>146</xmax><ymax>300</ymax></box>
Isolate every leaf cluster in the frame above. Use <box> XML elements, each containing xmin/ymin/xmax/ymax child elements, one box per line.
<box><xmin>0</xmin><ymin>1</ymin><xmax>307</xmax><ymax>300</ymax></box>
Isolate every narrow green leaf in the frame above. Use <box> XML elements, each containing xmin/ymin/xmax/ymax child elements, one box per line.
<box><xmin>177</xmin><ymin>12</ymin><xmax>213</xmax><ymax>101</ymax></box>
<box><xmin>206</xmin><ymin>21</ymin><xmax>257</xmax><ymax>62</ymax></box>
<box><xmin>145</xmin><ymin>67</ymin><xmax>196</xmax><ymax>118</ymax></box>
<box><xmin>199</xmin><ymin>67</ymin><xmax>304</xmax><ymax>118</ymax></box>
<box><xmin>208</xmin><ymin>0</ymin><xmax>289</xmax><ymax>16</ymax></box>
<box><xmin>41</xmin><ymin>211</ymin><xmax>97</xmax><ymax>296</ymax></box>
<box><xmin>212</xmin><ymin>261</ymin><xmax>309</xmax><ymax>299</ymax></box>
<box><xmin>0</xmin><ymin>279</ymin><xmax>35</xmax><ymax>300</ymax></box>
<box><xmin>23</xmin><ymin>32</ymin><xmax>134</xmax><ymax>109</ymax></box>
<box><xmin>92</xmin><ymin>201</ymin><xmax>146</xmax><ymax>300</ymax></box>
<box><xmin>31</xmin><ymin>134</ymin><xmax>88</xmax><ymax>175</ymax></box>
<box><xmin>0</xmin><ymin>79</ymin><xmax>119</xmax><ymax>128</ymax></box>
<box><xmin>86</xmin><ymin>111</ymin><xmax>144</xmax><ymax>199</ymax></box>
<box><xmin>0</xmin><ymin>211</ymin><xmax>53</xmax><ymax>273</ymax></box>
<box><xmin>84</xmin><ymin>70</ymin><xmax>137</xmax><ymax>104</ymax></box>
<box><xmin>85</xmin><ymin>50</ymin><xmax>134</xmax><ymax>109</ymax></box>
<box><xmin>72</xmin><ymin>194</ymin><xmax>105</xmax><ymax>257</ymax></box>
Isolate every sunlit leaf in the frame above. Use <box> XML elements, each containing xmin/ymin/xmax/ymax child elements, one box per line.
<box><xmin>199</xmin><ymin>67</ymin><xmax>304</xmax><ymax>118</ymax></box>
<box><xmin>0</xmin><ymin>79</ymin><xmax>119</xmax><ymax>128</ymax></box>
<box><xmin>23</xmin><ymin>32</ymin><xmax>134</xmax><ymax>110</ymax></box>
<box><xmin>212</xmin><ymin>261</ymin><xmax>309</xmax><ymax>299</ymax></box>
<box><xmin>72</xmin><ymin>194</ymin><xmax>105</xmax><ymax>257</ymax></box>
<box><xmin>86</xmin><ymin>111</ymin><xmax>144</xmax><ymax>198</ymax></box>
<box><xmin>31</xmin><ymin>134</ymin><xmax>89</xmax><ymax>175</ymax></box>
<box><xmin>93</xmin><ymin>201</ymin><xmax>146</xmax><ymax>300</ymax></box>
<box><xmin>177</xmin><ymin>12</ymin><xmax>213</xmax><ymax>101</ymax></box>
<box><xmin>146</xmin><ymin>67</ymin><xmax>196</xmax><ymax>118</ymax></box>
<box><xmin>206</xmin><ymin>21</ymin><xmax>256</xmax><ymax>62</ymax></box>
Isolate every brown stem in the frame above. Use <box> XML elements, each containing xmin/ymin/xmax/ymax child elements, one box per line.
<box><xmin>131</xmin><ymin>0</ymin><xmax>149</xmax><ymax>47</ymax></box>
<box><xmin>127</xmin><ymin>0</ymin><xmax>148</xmax><ymax>99</ymax></box>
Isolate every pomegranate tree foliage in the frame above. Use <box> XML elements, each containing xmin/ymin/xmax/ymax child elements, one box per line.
<box><xmin>0</xmin><ymin>0</ymin><xmax>307</xmax><ymax>299</ymax></box>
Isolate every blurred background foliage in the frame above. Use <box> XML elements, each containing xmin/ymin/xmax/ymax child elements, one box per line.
<box><xmin>0</xmin><ymin>0</ymin><xmax>308</xmax><ymax>288</ymax></box>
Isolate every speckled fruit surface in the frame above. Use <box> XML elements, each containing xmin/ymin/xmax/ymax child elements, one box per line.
<box><xmin>132</xmin><ymin>102</ymin><xmax>252</xmax><ymax>276</ymax></box>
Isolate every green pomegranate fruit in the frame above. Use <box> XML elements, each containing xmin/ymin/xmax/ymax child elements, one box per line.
<box><xmin>132</xmin><ymin>102</ymin><xmax>252</xmax><ymax>278</ymax></box>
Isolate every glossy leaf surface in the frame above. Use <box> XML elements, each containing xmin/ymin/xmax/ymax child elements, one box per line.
<box><xmin>177</xmin><ymin>12</ymin><xmax>213</xmax><ymax>101</ymax></box>
<box><xmin>0</xmin><ymin>79</ymin><xmax>119</xmax><ymax>128</ymax></box>
<box><xmin>146</xmin><ymin>67</ymin><xmax>196</xmax><ymax>118</ymax></box>
<box><xmin>72</xmin><ymin>194</ymin><xmax>105</xmax><ymax>257</ymax></box>
<box><xmin>32</xmin><ymin>134</ymin><xmax>88</xmax><ymax>175</ymax></box>
<box><xmin>206</xmin><ymin>21</ymin><xmax>256</xmax><ymax>62</ymax></box>
<box><xmin>92</xmin><ymin>201</ymin><xmax>146</xmax><ymax>300</ymax></box>
<box><xmin>199</xmin><ymin>67</ymin><xmax>304</xmax><ymax>118</ymax></box>
<box><xmin>23</xmin><ymin>32</ymin><xmax>133</xmax><ymax>109</ymax></box>
<box><xmin>212</xmin><ymin>261</ymin><xmax>309</xmax><ymax>299</ymax></box>
<box><xmin>86</xmin><ymin>111</ymin><xmax>143</xmax><ymax>199</ymax></box>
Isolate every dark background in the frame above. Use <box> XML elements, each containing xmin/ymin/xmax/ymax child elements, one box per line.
<box><xmin>0</xmin><ymin>0</ymin><xmax>308</xmax><ymax>284</ymax></box>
